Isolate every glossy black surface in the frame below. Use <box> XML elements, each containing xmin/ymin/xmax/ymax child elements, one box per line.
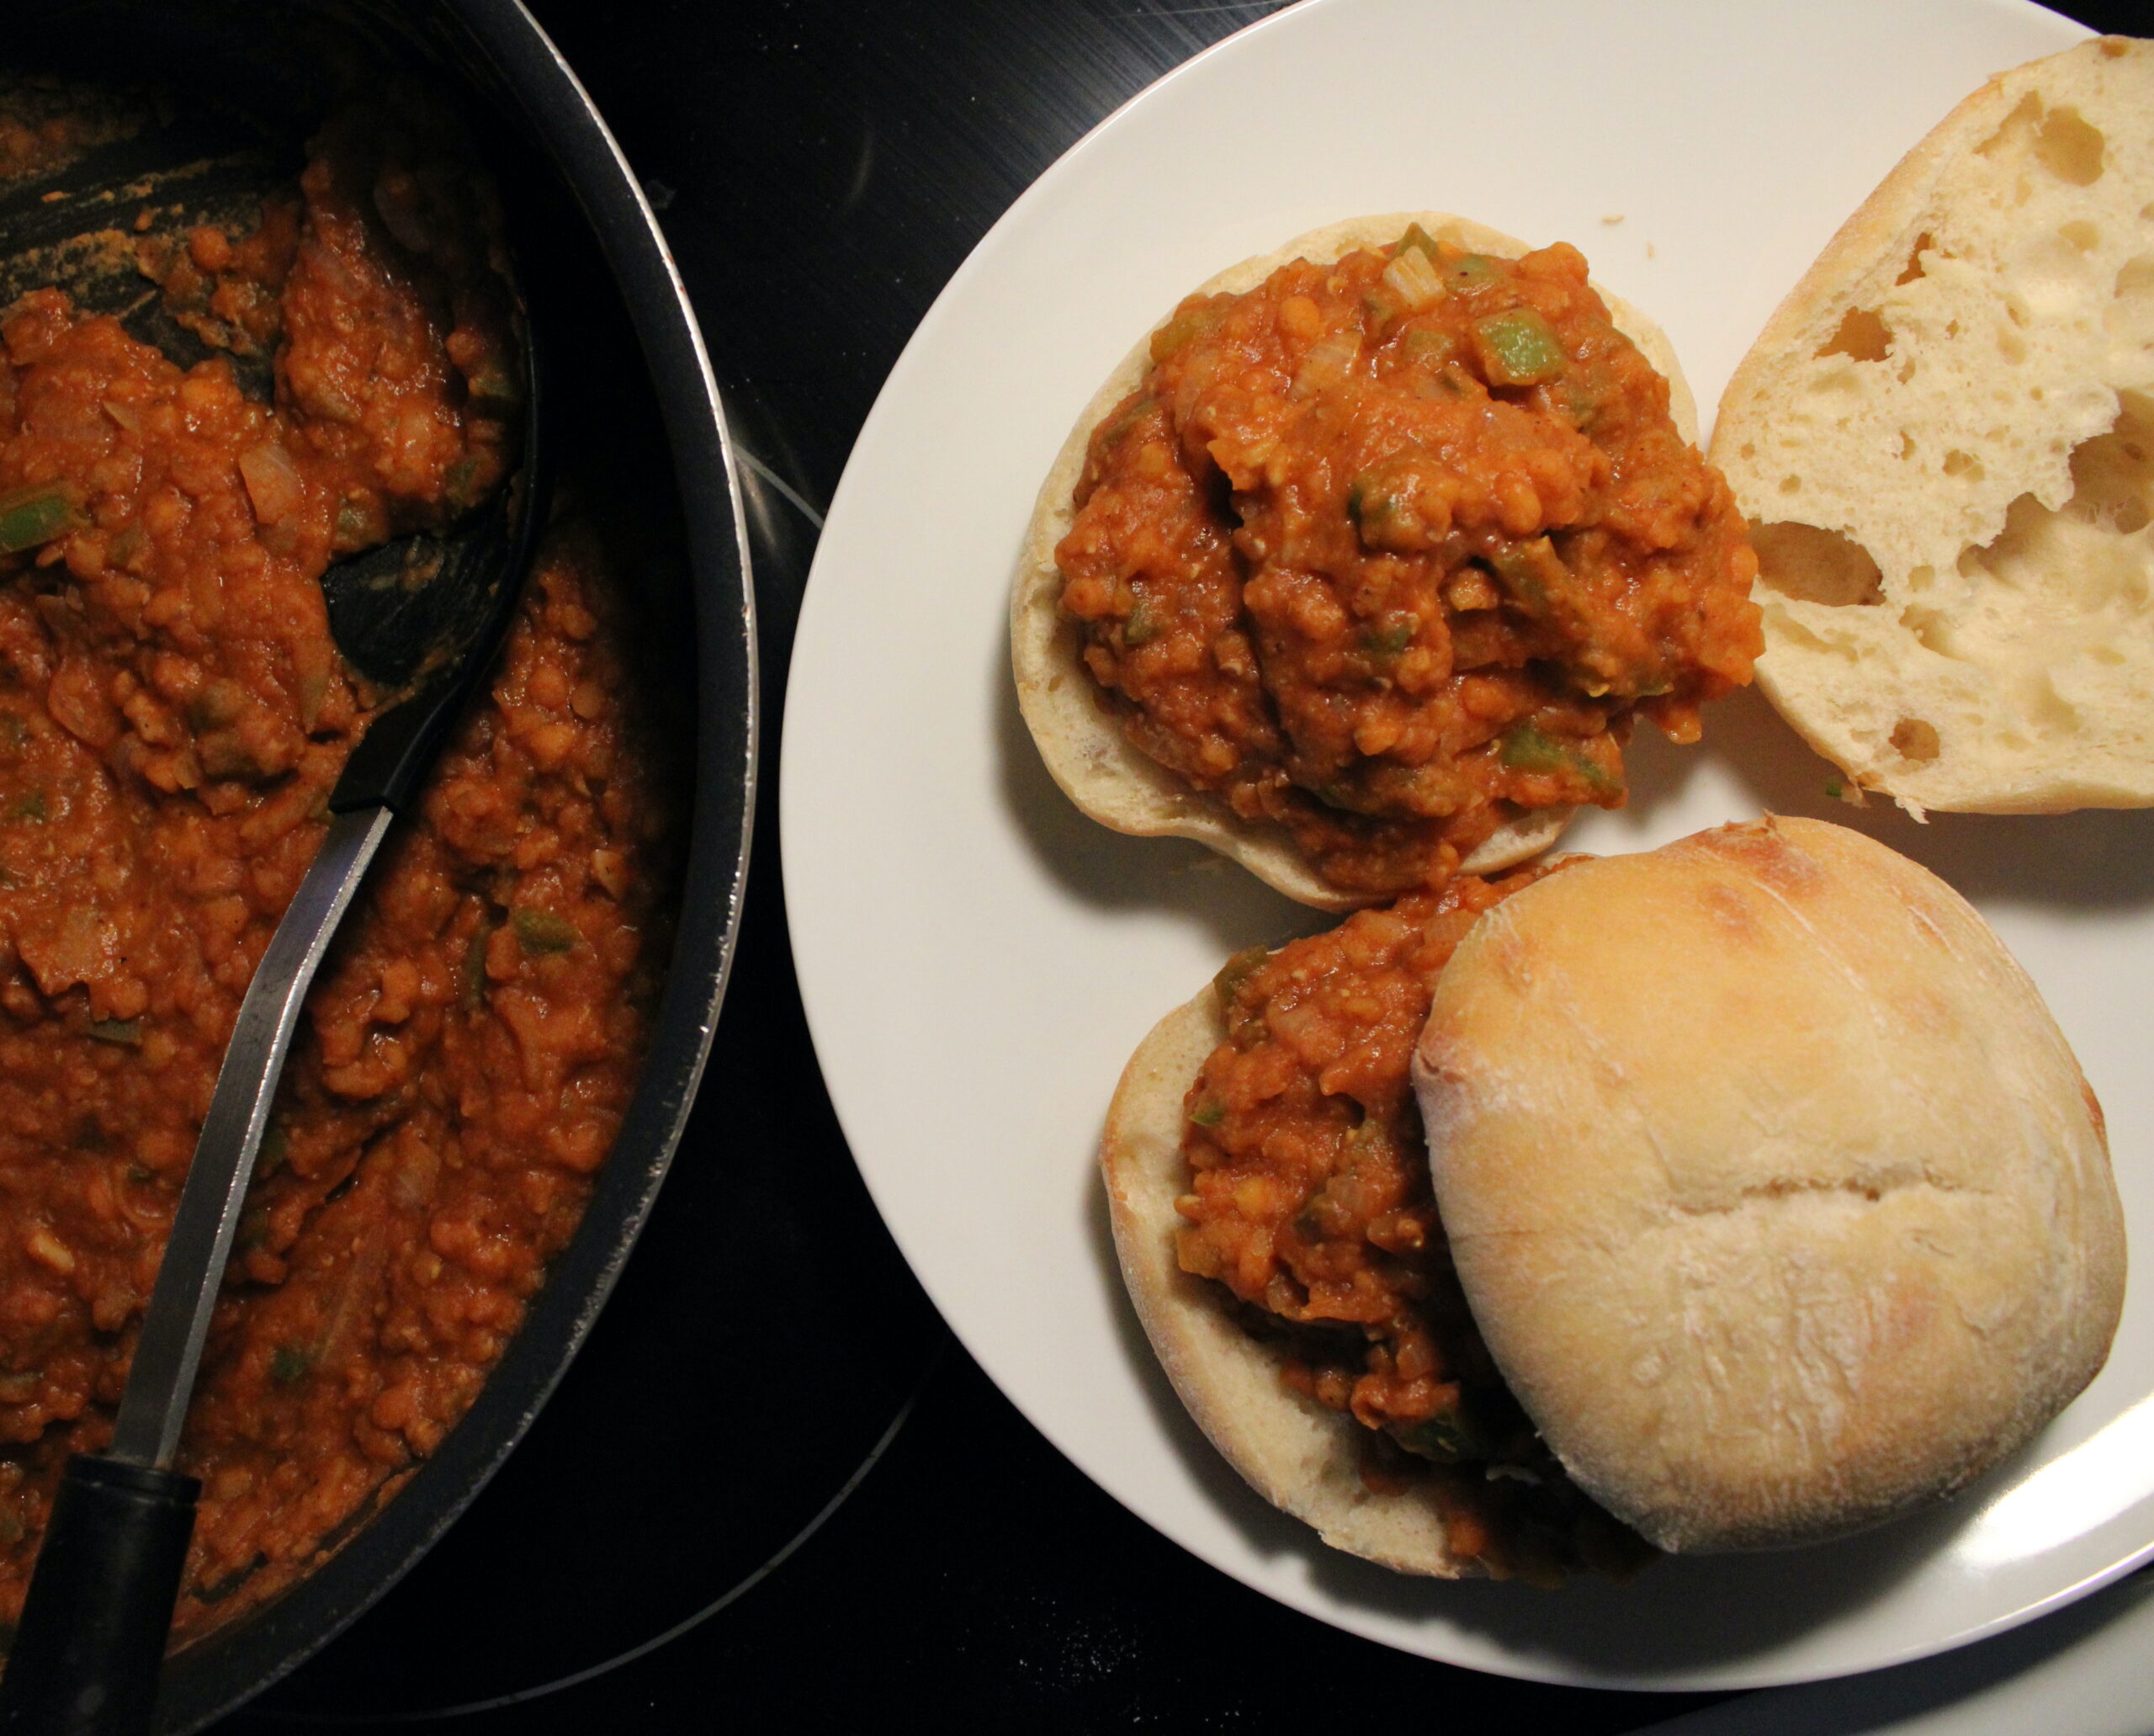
<box><xmin>230</xmin><ymin>0</ymin><xmax>2145</xmax><ymax>1730</ymax></box>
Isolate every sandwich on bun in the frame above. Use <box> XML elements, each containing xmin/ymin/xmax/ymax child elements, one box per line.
<box><xmin>1104</xmin><ymin>817</ymin><xmax>2125</xmax><ymax>1575</ymax></box>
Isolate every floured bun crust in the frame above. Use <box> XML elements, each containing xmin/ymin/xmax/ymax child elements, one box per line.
<box><xmin>1711</xmin><ymin>38</ymin><xmax>2154</xmax><ymax>815</ymax></box>
<box><xmin>1101</xmin><ymin>985</ymin><xmax>1478</xmax><ymax>1575</ymax></box>
<box><xmin>1013</xmin><ymin>214</ymin><xmax>1699</xmax><ymax>911</ymax></box>
<box><xmin>1413</xmin><ymin>817</ymin><xmax>2127</xmax><ymax>1553</ymax></box>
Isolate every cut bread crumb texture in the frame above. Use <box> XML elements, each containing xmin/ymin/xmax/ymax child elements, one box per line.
<box><xmin>1712</xmin><ymin>37</ymin><xmax>2154</xmax><ymax>814</ymax></box>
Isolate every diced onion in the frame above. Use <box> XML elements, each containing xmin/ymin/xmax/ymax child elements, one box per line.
<box><xmin>238</xmin><ymin>442</ymin><xmax>306</xmax><ymax>525</ymax></box>
<box><xmin>1292</xmin><ymin>330</ymin><xmax>1361</xmax><ymax>400</ymax></box>
<box><xmin>1382</xmin><ymin>246</ymin><xmax>1445</xmax><ymax>311</ymax></box>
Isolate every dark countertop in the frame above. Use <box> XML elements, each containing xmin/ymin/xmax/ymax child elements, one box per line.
<box><xmin>228</xmin><ymin>2</ymin><xmax>2145</xmax><ymax>1730</ymax></box>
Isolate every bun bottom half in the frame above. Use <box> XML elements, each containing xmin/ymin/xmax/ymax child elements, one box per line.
<box><xmin>1101</xmin><ymin>985</ymin><xmax>1481</xmax><ymax>1577</ymax></box>
<box><xmin>1016</xmin><ymin>213</ymin><xmax>1704</xmax><ymax>912</ymax></box>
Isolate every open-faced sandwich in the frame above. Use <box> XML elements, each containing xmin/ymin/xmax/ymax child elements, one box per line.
<box><xmin>1014</xmin><ymin>214</ymin><xmax>1763</xmax><ymax>910</ymax></box>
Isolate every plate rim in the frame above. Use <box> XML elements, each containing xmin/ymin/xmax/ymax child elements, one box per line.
<box><xmin>778</xmin><ymin>0</ymin><xmax>2146</xmax><ymax>1691</ymax></box>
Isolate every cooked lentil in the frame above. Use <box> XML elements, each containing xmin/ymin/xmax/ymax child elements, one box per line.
<box><xmin>1177</xmin><ymin>870</ymin><xmax>1653</xmax><ymax>1581</ymax></box>
<box><xmin>0</xmin><ymin>96</ymin><xmax>676</xmax><ymax>1644</ymax></box>
<box><xmin>1057</xmin><ymin>230</ymin><xmax>1762</xmax><ymax>897</ymax></box>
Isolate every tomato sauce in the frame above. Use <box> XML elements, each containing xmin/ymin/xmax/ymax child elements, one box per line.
<box><xmin>1058</xmin><ymin>231</ymin><xmax>1761</xmax><ymax>897</ymax></box>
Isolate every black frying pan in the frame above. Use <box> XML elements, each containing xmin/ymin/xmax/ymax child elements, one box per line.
<box><xmin>7</xmin><ymin>3</ymin><xmax>756</xmax><ymax>1728</ymax></box>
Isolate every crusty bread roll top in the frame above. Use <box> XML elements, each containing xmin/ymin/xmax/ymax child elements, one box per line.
<box><xmin>1413</xmin><ymin>817</ymin><xmax>2126</xmax><ymax>1552</ymax></box>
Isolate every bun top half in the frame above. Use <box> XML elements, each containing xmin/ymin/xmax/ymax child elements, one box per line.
<box><xmin>1712</xmin><ymin>37</ymin><xmax>2154</xmax><ymax>815</ymax></box>
<box><xmin>1413</xmin><ymin>816</ymin><xmax>2126</xmax><ymax>1553</ymax></box>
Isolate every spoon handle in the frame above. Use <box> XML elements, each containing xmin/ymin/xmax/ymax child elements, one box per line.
<box><xmin>110</xmin><ymin>804</ymin><xmax>397</xmax><ymax>1470</ymax></box>
<box><xmin>0</xmin><ymin>804</ymin><xmax>395</xmax><ymax>1735</ymax></box>
<box><xmin>0</xmin><ymin>1458</ymin><xmax>198</xmax><ymax>1736</ymax></box>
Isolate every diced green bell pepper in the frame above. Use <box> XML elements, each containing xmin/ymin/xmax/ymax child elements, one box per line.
<box><xmin>0</xmin><ymin>484</ymin><xmax>75</xmax><ymax>555</ymax></box>
<box><xmin>1473</xmin><ymin>308</ymin><xmax>1568</xmax><ymax>387</ymax></box>
<box><xmin>512</xmin><ymin>907</ymin><xmax>580</xmax><ymax>954</ymax></box>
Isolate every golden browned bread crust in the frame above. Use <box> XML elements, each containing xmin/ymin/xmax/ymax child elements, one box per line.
<box><xmin>1413</xmin><ymin>817</ymin><xmax>2128</xmax><ymax>1552</ymax></box>
<box><xmin>1711</xmin><ymin>38</ymin><xmax>2154</xmax><ymax>815</ymax></box>
<box><xmin>1013</xmin><ymin>213</ymin><xmax>1699</xmax><ymax>910</ymax></box>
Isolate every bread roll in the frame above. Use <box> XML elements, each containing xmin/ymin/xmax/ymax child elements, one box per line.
<box><xmin>1712</xmin><ymin>38</ymin><xmax>2154</xmax><ymax>815</ymax></box>
<box><xmin>1413</xmin><ymin>816</ymin><xmax>2126</xmax><ymax>1553</ymax></box>
<box><xmin>1013</xmin><ymin>213</ymin><xmax>1701</xmax><ymax>911</ymax></box>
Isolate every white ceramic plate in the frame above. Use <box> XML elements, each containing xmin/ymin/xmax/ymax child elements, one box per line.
<box><xmin>781</xmin><ymin>0</ymin><xmax>2153</xmax><ymax>1690</ymax></box>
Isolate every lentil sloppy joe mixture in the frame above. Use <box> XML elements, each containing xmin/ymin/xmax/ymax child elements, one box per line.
<box><xmin>0</xmin><ymin>95</ymin><xmax>677</xmax><ymax>1643</ymax></box>
<box><xmin>1055</xmin><ymin>227</ymin><xmax>1762</xmax><ymax>898</ymax></box>
<box><xmin>1176</xmin><ymin>868</ymin><xmax>1651</xmax><ymax>1580</ymax></box>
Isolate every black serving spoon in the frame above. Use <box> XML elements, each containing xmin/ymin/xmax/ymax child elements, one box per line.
<box><xmin>0</xmin><ymin>89</ymin><xmax>548</xmax><ymax>1736</ymax></box>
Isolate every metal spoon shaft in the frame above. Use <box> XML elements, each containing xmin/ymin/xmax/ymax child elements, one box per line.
<box><xmin>109</xmin><ymin>804</ymin><xmax>396</xmax><ymax>1471</ymax></box>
